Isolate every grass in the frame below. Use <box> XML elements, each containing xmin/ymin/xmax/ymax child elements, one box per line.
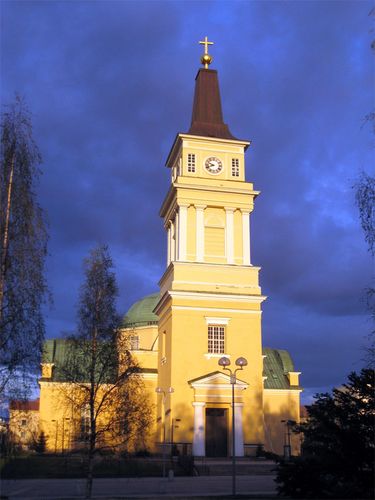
<box><xmin>0</xmin><ymin>454</ymin><xmax>180</xmax><ymax>479</ymax></box>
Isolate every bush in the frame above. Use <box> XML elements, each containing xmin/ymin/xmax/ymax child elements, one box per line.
<box><xmin>33</xmin><ymin>432</ymin><xmax>46</xmax><ymax>454</ymax></box>
<box><xmin>275</xmin><ymin>369</ymin><xmax>374</xmax><ymax>499</ymax></box>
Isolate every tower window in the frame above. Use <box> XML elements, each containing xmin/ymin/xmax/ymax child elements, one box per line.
<box><xmin>187</xmin><ymin>153</ymin><xmax>196</xmax><ymax>172</ymax></box>
<box><xmin>208</xmin><ymin>325</ymin><xmax>225</xmax><ymax>354</ymax></box>
<box><xmin>130</xmin><ymin>335</ymin><xmax>140</xmax><ymax>350</ymax></box>
<box><xmin>231</xmin><ymin>158</ymin><xmax>240</xmax><ymax>177</ymax></box>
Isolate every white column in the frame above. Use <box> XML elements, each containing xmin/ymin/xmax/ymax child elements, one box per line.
<box><xmin>170</xmin><ymin>220</ymin><xmax>176</xmax><ymax>262</ymax></box>
<box><xmin>167</xmin><ymin>223</ymin><xmax>171</xmax><ymax>266</ymax></box>
<box><xmin>241</xmin><ymin>210</ymin><xmax>251</xmax><ymax>265</ymax></box>
<box><xmin>192</xmin><ymin>402</ymin><xmax>205</xmax><ymax>456</ymax></box>
<box><xmin>225</xmin><ymin>207</ymin><xmax>235</xmax><ymax>264</ymax></box>
<box><xmin>248</xmin><ymin>214</ymin><xmax>251</xmax><ymax>265</ymax></box>
<box><xmin>175</xmin><ymin>211</ymin><xmax>179</xmax><ymax>260</ymax></box>
<box><xmin>234</xmin><ymin>403</ymin><xmax>245</xmax><ymax>457</ymax></box>
<box><xmin>195</xmin><ymin>205</ymin><xmax>206</xmax><ymax>262</ymax></box>
<box><xmin>178</xmin><ymin>204</ymin><xmax>188</xmax><ymax>261</ymax></box>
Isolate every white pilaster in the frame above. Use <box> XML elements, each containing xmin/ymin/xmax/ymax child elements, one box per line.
<box><xmin>225</xmin><ymin>207</ymin><xmax>235</xmax><ymax>264</ymax></box>
<box><xmin>234</xmin><ymin>403</ymin><xmax>244</xmax><ymax>457</ymax></box>
<box><xmin>241</xmin><ymin>210</ymin><xmax>251</xmax><ymax>265</ymax></box>
<box><xmin>167</xmin><ymin>223</ymin><xmax>171</xmax><ymax>266</ymax></box>
<box><xmin>170</xmin><ymin>220</ymin><xmax>176</xmax><ymax>262</ymax></box>
<box><xmin>178</xmin><ymin>204</ymin><xmax>188</xmax><ymax>261</ymax></box>
<box><xmin>195</xmin><ymin>205</ymin><xmax>206</xmax><ymax>262</ymax></box>
<box><xmin>175</xmin><ymin>211</ymin><xmax>179</xmax><ymax>260</ymax></box>
<box><xmin>192</xmin><ymin>402</ymin><xmax>205</xmax><ymax>456</ymax></box>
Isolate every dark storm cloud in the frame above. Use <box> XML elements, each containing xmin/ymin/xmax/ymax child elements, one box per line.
<box><xmin>1</xmin><ymin>0</ymin><xmax>373</xmax><ymax>396</ymax></box>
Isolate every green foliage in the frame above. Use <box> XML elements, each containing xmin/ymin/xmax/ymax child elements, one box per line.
<box><xmin>355</xmin><ymin>171</ymin><xmax>375</xmax><ymax>367</ymax></box>
<box><xmin>60</xmin><ymin>245</ymin><xmax>152</xmax><ymax>498</ymax></box>
<box><xmin>355</xmin><ymin>172</ymin><xmax>375</xmax><ymax>257</ymax></box>
<box><xmin>276</xmin><ymin>369</ymin><xmax>375</xmax><ymax>498</ymax></box>
<box><xmin>33</xmin><ymin>431</ymin><xmax>46</xmax><ymax>454</ymax></box>
<box><xmin>0</xmin><ymin>95</ymin><xmax>48</xmax><ymax>398</ymax></box>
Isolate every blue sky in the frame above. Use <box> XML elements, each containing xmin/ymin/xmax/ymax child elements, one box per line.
<box><xmin>1</xmin><ymin>0</ymin><xmax>374</xmax><ymax>402</ymax></box>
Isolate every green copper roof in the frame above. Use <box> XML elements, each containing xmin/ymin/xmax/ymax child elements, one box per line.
<box><xmin>42</xmin><ymin>338</ymin><xmax>75</xmax><ymax>382</ymax></box>
<box><xmin>122</xmin><ymin>293</ymin><xmax>159</xmax><ymax>327</ymax></box>
<box><xmin>42</xmin><ymin>331</ymin><xmax>300</xmax><ymax>390</ymax></box>
<box><xmin>263</xmin><ymin>347</ymin><xmax>299</xmax><ymax>390</ymax></box>
<box><xmin>42</xmin><ymin>338</ymin><xmax>143</xmax><ymax>382</ymax></box>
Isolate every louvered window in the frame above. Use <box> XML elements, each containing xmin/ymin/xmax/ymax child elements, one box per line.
<box><xmin>205</xmin><ymin>226</ymin><xmax>225</xmax><ymax>256</ymax></box>
<box><xmin>187</xmin><ymin>153</ymin><xmax>196</xmax><ymax>172</ymax></box>
<box><xmin>231</xmin><ymin>158</ymin><xmax>240</xmax><ymax>177</ymax></box>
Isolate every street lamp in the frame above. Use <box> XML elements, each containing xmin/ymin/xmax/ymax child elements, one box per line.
<box><xmin>281</xmin><ymin>419</ymin><xmax>296</xmax><ymax>460</ymax></box>
<box><xmin>171</xmin><ymin>418</ymin><xmax>181</xmax><ymax>457</ymax></box>
<box><xmin>218</xmin><ymin>356</ymin><xmax>248</xmax><ymax>498</ymax></box>
<box><xmin>155</xmin><ymin>386</ymin><xmax>174</xmax><ymax>478</ymax></box>
<box><xmin>51</xmin><ymin>419</ymin><xmax>59</xmax><ymax>454</ymax></box>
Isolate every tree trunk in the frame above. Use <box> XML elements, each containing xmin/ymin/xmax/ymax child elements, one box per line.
<box><xmin>0</xmin><ymin>153</ymin><xmax>15</xmax><ymax>325</ymax></box>
<box><xmin>85</xmin><ymin>446</ymin><xmax>94</xmax><ymax>499</ymax></box>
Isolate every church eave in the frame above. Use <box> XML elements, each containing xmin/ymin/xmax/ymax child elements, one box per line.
<box><xmin>165</xmin><ymin>134</ymin><xmax>182</xmax><ymax>169</ymax></box>
<box><xmin>180</xmin><ymin>133</ymin><xmax>250</xmax><ymax>149</ymax></box>
<box><xmin>165</xmin><ymin>133</ymin><xmax>251</xmax><ymax>170</ymax></box>
<box><xmin>159</xmin><ymin>185</ymin><xmax>177</xmax><ymax>219</ymax></box>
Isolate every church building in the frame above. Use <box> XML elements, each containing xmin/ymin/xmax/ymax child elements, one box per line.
<box><xmin>38</xmin><ymin>39</ymin><xmax>302</xmax><ymax>457</ymax></box>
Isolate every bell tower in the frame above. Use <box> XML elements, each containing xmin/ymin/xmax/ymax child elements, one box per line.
<box><xmin>155</xmin><ymin>39</ymin><xmax>266</xmax><ymax>457</ymax></box>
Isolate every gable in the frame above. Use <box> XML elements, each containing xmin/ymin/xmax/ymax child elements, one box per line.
<box><xmin>188</xmin><ymin>370</ymin><xmax>248</xmax><ymax>389</ymax></box>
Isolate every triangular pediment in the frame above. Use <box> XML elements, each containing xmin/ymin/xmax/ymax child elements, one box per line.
<box><xmin>188</xmin><ymin>370</ymin><xmax>248</xmax><ymax>389</ymax></box>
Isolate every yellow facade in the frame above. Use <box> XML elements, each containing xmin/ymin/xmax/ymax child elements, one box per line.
<box><xmin>9</xmin><ymin>400</ymin><xmax>40</xmax><ymax>450</ymax></box>
<box><xmin>34</xmin><ymin>60</ymin><xmax>302</xmax><ymax>458</ymax></box>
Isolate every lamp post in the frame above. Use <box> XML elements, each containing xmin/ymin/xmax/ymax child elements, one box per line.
<box><xmin>51</xmin><ymin>419</ymin><xmax>59</xmax><ymax>454</ymax></box>
<box><xmin>281</xmin><ymin>419</ymin><xmax>296</xmax><ymax>460</ymax></box>
<box><xmin>171</xmin><ymin>418</ymin><xmax>181</xmax><ymax>457</ymax></box>
<box><xmin>155</xmin><ymin>386</ymin><xmax>174</xmax><ymax>478</ymax></box>
<box><xmin>218</xmin><ymin>356</ymin><xmax>248</xmax><ymax>498</ymax></box>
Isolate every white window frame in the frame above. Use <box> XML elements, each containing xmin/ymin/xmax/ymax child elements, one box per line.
<box><xmin>130</xmin><ymin>335</ymin><xmax>140</xmax><ymax>350</ymax></box>
<box><xmin>208</xmin><ymin>324</ymin><xmax>225</xmax><ymax>354</ymax></box>
<box><xmin>80</xmin><ymin>404</ymin><xmax>90</xmax><ymax>441</ymax></box>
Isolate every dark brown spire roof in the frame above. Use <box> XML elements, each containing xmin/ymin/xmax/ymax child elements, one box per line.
<box><xmin>188</xmin><ymin>68</ymin><xmax>238</xmax><ymax>140</ymax></box>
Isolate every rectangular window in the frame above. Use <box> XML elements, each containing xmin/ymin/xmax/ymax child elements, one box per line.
<box><xmin>231</xmin><ymin>158</ymin><xmax>240</xmax><ymax>177</ymax></box>
<box><xmin>130</xmin><ymin>335</ymin><xmax>140</xmax><ymax>350</ymax></box>
<box><xmin>208</xmin><ymin>325</ymin><xmax>225</xmax><ymax>354</ymax></box>
<box><xmin>80</xmin><ymin>404</ymin><xmax>90</xmax><ymax>441</ymax></box>
<box><xmin>187</xmin><ymin>153</ymin><xmax>196</xmax><ymax>172</ymax></box>
<box><xmin>21</xmin><ymin>419</ymin><xmax>27</xmax><ymax>426</ymax></box>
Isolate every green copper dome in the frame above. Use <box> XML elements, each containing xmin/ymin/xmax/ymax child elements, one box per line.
<box><xmin>122</xmin><ymin>293</ymin><xmax>160</xmax><ymax>327</ymax></box>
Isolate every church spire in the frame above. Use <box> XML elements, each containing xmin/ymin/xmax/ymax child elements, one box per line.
<box><xmin>187</xmin><ymin>38</ymin><xmax>238</xmax><ymax>141</ymax></box>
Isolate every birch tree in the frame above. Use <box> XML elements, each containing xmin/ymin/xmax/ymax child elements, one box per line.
<box><xmin>61</xmin><ymin>245</ymin><xmax>152</xmax><ymax>499</ymax></box>
<box><xmin>0</xmin><ymin>96</ymin><xmax>48</xmax><ymax>398</ymax></box>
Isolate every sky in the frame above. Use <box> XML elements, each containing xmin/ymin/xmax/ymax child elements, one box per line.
<box><xmin>1</xmin><ymin>0</ymin><xmax>374</xmax><ymax>403</ymax></box>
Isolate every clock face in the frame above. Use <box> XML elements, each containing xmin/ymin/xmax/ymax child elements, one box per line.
<box><xmin>205</xmin><ymin>157</ymin><xmax>223</xmax><ymax>174</ymax></box>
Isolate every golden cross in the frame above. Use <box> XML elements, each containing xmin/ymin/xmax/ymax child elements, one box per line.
<box><xmin>199</xmin><ymin>36</ymin><xmax>213</xmax><ymax>55</ymax></box>
<box><xmin>199</xmin><ymin>37</ymin><xmax>214</xmax><ymax>68</ymax></box>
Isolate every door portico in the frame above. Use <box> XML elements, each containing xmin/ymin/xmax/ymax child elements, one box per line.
<box><xmin>189</xmin><ymin>371</ymin><xmax>248</xmax><ymax>457</ymax></box>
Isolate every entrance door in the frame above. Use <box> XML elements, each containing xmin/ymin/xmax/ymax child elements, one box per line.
<box><xmin>205</xmin><ymin>408</ymin><xmax>228</xmax><ymax>457</ymax></box>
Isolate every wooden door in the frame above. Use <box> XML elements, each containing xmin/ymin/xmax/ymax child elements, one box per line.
<box><xmin>205</xmin><ymin>408</ymin><xmax>228</xmax><ymax>457</ymax></box>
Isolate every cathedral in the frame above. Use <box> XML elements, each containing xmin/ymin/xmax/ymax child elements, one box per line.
<box><xmin>38</xmin><ymin>39</ymin><xmax>302</xmax><ymax>457</ymax></box>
